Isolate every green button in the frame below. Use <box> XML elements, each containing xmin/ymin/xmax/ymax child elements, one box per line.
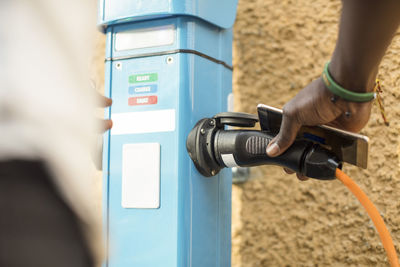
<box><xmin>129</xmin><ymin>73</ymin><xmax>158</xmax><ymax>84</ymax></box>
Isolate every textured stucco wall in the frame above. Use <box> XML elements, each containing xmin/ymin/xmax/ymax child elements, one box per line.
<box><xmin>92</xmin><ymin>1</ymin><xmax>400</xmax><ymax>266</ymax></box>
<box><xmin>231</xmin><ymin>0</ymin><xmax>400</xmax><ymax>266</ymax></box>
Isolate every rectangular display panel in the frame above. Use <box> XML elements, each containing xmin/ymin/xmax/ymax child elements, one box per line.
<box><xmin>115</xmin><ymin>25</ymin><xmax>175</xmax><ymax>51</ymax></box>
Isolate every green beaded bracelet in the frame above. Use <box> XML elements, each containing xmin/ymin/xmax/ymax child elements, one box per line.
<box><xmin>322</xmin><ymin>62</ymin><xmax>376</xmax><ymax>102</ymax></box>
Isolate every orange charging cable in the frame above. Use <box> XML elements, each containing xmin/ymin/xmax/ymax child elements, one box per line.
<box><xmin>336</xmin><ymin>169</ymin><xmax>399</xmax><ymax>267</ymax></box>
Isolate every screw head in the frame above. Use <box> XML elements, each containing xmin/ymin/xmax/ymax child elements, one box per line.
<box><xmin>116</xmin><ymin>62</ymin><xmax>122</xmax><ymax>70</ymax></box>
<box><xmin>209</xmin><ymin>120</ymin><xmax>215</xmax><ymax>126</ymax></box>
<box><xmin>211</xmin><ymin>170</ymin><xmax>216</xmax><ymax>176</ymax></box>
<box><xmin>166</xmin><ymin>56</ymin><xmax>174</xmax><ymax>64</ymax></box>
<box><xmin>200</xmin><ymin>129</ymin><xmax>206</xmax><ymax>135</ymax></box>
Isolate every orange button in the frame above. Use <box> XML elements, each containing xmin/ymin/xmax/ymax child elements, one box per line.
<box><xmin>128</xmin><ymin>96</ymin><xmax>158</xmax><ymax>106</ymax></box>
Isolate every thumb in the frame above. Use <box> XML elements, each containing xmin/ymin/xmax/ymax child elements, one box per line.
<box><xmin>266</xmin><ymin>114</ymin><xmax>301</xmax><ymax>157</ymax></box>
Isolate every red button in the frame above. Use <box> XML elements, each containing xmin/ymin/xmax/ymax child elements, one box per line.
<box><xmin>128</xmin><ymin>96</ymin><xmax>158</xmax><ymax>106</ymax></box>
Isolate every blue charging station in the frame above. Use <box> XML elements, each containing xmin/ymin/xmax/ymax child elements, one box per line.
<box><xmin>99</xmin><ymin>1</ymin><xmax>238</xmax><ymax>266</ymax></box>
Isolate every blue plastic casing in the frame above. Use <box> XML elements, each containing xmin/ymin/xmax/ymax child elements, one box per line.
<box><xmin>99</xmin><ymin>0</ymin><xmax>238</xmax><ymax>30</ymax></box>
<box><xmin>101</xmin><ymin>2</ymin><xmax>237</xmax><ymax>266</ymax></box>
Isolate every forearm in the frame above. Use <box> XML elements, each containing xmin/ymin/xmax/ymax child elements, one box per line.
<box><xmin>330</xmin><ymin>0</ymin><xmax>400</xmax><ymax>93</ymax></box>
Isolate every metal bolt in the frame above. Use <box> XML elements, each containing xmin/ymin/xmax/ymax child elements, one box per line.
<box><xmin>209</xmin><ymin>120</ymin><xmax>215</xmax><ymax>126</ymax></box>
<box><xmin>116</xmin><ymin>62</ymin><xmax>122</xmax><ymax>70</ymax></box>
<box><xmin>166</xmin><ymin>56</ymin><xmax>174</xmax><ymax>64</ymax></box>
<box><xmin>200</xmin><ymin>129</ymin><xmax>206</xmax><ymax>135</ymax></box>
<box><xmin>345</xmin><ymin>111</ymin><xmax>352</xmax><ymax>118</ymax></box>
<box><xmin>330</xmin><ymin>96</ymin><xmax>338</xmax><ymax>103</ymax></box>
<box><xmin>211</xmin><ymin>170</ymin><xmax>216</xmax><ymax>176</ymax></box>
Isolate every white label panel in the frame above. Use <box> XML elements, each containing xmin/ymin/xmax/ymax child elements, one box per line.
<box><xmin>111</xmin><ymin>109</ymin><xmax>175</xmax><ymax>135</ymax></box>
<box><xmin>115</xmin><ymin>25</ymin><xmax>175</xmax><ymax>51</ymax></box>
<box><xmin>122</xmin><ymin>143</ymin><xmax>160</xmax><ymax>209</ymax></box>
<box><xmin>221</xmin><ymin>154</ymin><xmax>238</xmax><ymax>167</ymax></box>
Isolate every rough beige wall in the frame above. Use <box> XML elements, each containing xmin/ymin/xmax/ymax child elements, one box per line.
<box><xmin>232</xmin><ymin>0</ymin><xmax>400</xmax><ymax>266</ymax></box>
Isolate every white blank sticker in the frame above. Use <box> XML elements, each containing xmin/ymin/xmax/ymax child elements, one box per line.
<box><xmin>111</xmin><ymin>109</ymin><xmax>175</xmax><ymax>135</ymax></box>
<box><xmin>122</xmin><ymin>143</ymin><xmax>160</xmax><ymax>209</ymax></box>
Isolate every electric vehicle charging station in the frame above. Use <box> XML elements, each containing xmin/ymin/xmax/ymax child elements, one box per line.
<box><xmin>99</xmin><ymin>1</ymin><xmax>238</xmax><ymax>266</ymax></box>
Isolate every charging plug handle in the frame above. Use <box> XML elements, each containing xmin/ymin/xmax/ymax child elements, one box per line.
<box><xmin>186</xmin><ymin>113</ymin><xmax>341</xmax><ymax>179</ymax></box>
<box><xmin>214</xmin><ymin>131</ymin><xmax>340</xmax><ymax>179</ymax></box>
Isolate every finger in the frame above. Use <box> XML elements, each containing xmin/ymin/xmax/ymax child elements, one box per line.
<box><xmin>98</xmin><ymin>119</ymin><xmax>113</xmax><ymax>133</ymax></box>
<box><xmin>98</xmin><ymin>94</ymin><xmax>112</xmax><ymax>108</ymax></box>
<box><xmin>103</xmin><ymin>119</ymin><xmax>113</xmax><ymax>131</ymax></box>
<box><xmin>266</xmin><ymin>114</ymin><xmax>301</xmax><ymax>157</ymax></box>
<box><xmin>296</xmin><ymin>173</ymin><xmax>309</xmax><ymax>181</ymax></box>
<box><xmin>284</xmin><ymin>168</ymin><xmax>295</xmax><ymax>174</ymax></box>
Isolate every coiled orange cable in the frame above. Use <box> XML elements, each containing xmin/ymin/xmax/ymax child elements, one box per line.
<box><xmin>336</xmin><ymin>169</ymin><xmax>399</xmax><ymax>267</ymax></box>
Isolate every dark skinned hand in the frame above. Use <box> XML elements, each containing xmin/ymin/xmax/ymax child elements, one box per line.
<box><xmin>264</xmin><ymin>0</ymin><xmax>400</xmax><ymax>180</ymax></box>
<box><xmin>266</xmin><ymin>77</ymin><xmax>372</xmax><ymax>181</ymax></box>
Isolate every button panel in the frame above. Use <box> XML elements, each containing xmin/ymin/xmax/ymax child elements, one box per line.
<box><xmin>129</xmin><ymin>73</ymin><xmax>158</xmax><ymax>84</ymax></box>
<box><xmin>128</xmin><ymin>72</ymin><xmax>159</xmax><ymax>107</ymax></box>
<box><xmin>129</xmin><ymin>84</ymin><xmax>158</xmax><ymax>95</ymax></box>
<box><xmin>128</xmin><ymin>96</ymin><xmax>158</xmax><ymax>106</ymax></box>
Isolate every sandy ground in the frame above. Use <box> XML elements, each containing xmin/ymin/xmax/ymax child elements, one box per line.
<box><xmin>91</xmin><ymin>1</ymin><xmax>400</xmax><ymax>266</ymax></box>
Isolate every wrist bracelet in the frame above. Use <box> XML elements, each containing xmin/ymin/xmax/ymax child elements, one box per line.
<box><xmin>322</xmin><ymin>62</ymin><xmax>376</xmax><ymax>102</ymax></box>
